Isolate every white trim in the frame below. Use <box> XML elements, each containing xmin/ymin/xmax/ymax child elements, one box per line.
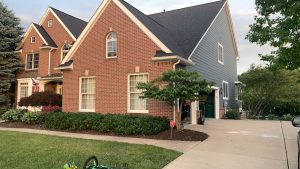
<box><xmin>37</xmin><ymin>77</ymin><xmax>63</xmax><ymax>80</ymax></box>
<box><xmin>79</xmin><ymin>76</ymin><xmax>96</xmax><ymax>112</ymax></box>
<box><xmin>61</xmin><ymin>0</ymin><xmax>111</xmax><ymax>64</ymax></box>
<box><xmin>222</xmin><ymin>81</ymin><xmax>229</xmax><ymax>100</ymax></box>
<box><xmin>30</xmin><ymin>36</ymin><xmax>36</xmax><ymax>43</ymax></box>
<box><xmin>127</xmin><ymin>73</ymin><xmax>149</xmax><ymax>114</ymax></box>
<box><xmin>19</xmin><ymin>24</ymin><xmax>49</xmax><ymax>49</ymax></box>
<box><xmin>39</xmin><ymin>7</ymin><xmax>76</xmax><ymax>41</ymax></box>
<box><xmin>25</xmin><ymin>53</ymin><xmax>39</xmax><ymax>70</ymax></box>
<box><xmin>152</xmin><ymin>56</ymin><xmax>194</xmax><ymax>66</ymax></box>
<box><xmin>218</xmin><ymin>42</ymin><xmax>224</xmax><ymax>64</ymax></box>
<box><xmin>17</xmin><ymin>79</ymin><xmax>33</xmax><ymax>104</ymax></box>
<box><xmin>188</xmin><ymin>1</ymin><xmax>239</xmax><ymax>61</ymax></box>
<box><xmin>105</xmin><ymin>32</ymin><xmax>118</xmax><ymax>58</ymax></box>
<box><xmin>211</xmin><ymin>86</ymin><xmax>220</xmax><ymax>119</ymax></box>
<box><xmin>47</xmin><ymin>19</ymin><xmax>53</xmax><ymax>28</ymax></box>
<box><xmin>54</xmin><ymin>64</ymin><xmax>73</xmax><ymax>70</ymax></box>
<box><xmin>61</xmin><ymin>0</ymin><xmax>173</xmax><ymax>65</ymax></box>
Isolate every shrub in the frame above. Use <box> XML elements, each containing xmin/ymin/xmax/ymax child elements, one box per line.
<box><xmin>266</xmin><ymin>114</ymin><xmax>276</xmax><ymax>120</ymax></box>
<box><xmin>1</xmin><ymin>109</ymin><xmax>25</xmax><ymax>121</ymax></box>
<box><xmin>44</xmin><ymin>112</ymin><xmax>170</xmax><ymax>135</ymax></box>
<box><xmin>41</xmin><ymin>105</ymin><xmax>61</xmax><ymax>113</ymax></box>
<box><xmin>19</xmin><ymin>92</ymin><xmax>62</xmax><ymax>107</ymax></box>
<box><xmin>21</xmin><ymin>111</ymin><xmax>43</xmax><ymax>124</ymax></box>
<box><xmin>225</xmin><ymin>110</ymin><xmax>240</xmax><ymax>120</ymax></box>
<box><xmin>281</xmin><ymin>114</ymin><xmax>294</xmax><ymax>121</ymax></box>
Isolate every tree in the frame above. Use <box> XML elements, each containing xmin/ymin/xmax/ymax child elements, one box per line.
<box><xmin>0</xmin><ymin>2</ymin><xmax>23</xmax><ymax>114</ymax></box>
<box><xmin>246</xmin><ymin>0</ymin><xmax>300</xmax><ymax>70</ymax></box>
<box><xmin>239</xmin><ymin>65</ymin><xmax>300</xmax><ymax>117</ymax></box>
<box><xmin>137</xmin><ymin>69</ymin><xmax>214</xmax><ymax>130</ymax></box>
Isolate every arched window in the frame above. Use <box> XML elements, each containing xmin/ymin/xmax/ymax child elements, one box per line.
<box><xmin>61</xmin><ymin>42</ymin><xmax>72</xmax><ymax>61</ymax></box>
<box><xmin>106</xmin><ymin>32</ymin><xmax>117</xmax><ymax>58</ymax></box>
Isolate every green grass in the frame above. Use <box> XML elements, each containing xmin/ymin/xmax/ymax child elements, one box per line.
<box><xmin>0</xmin><ymin>131</ymin><xmax>181</xmax><ymax>169</ymax></box>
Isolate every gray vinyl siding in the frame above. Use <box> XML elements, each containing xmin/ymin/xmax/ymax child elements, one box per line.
<box><xmin>185</xmin><ymin>7</ymin><xmax>238</xmax><ymax>108</ymax></box>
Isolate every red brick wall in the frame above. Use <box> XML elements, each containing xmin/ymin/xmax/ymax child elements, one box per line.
<box><xmin>40</xmin><ymin>12</ymin><xmax>74</xmax><ymax>75</ymax></box>
<box><xmin>17</xmin><ymin>27</ymin><xmax>46</xmax><ymax>79</ymax></box>
<box><xmin>62</xmin><ymin>1</ymin><xmax>174</xmax><ymax>118</ymax></box>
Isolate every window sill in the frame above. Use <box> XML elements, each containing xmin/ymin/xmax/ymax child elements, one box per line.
<box><xmin>79</xmin><ymin>109</ymin><xmax>96</xmax><ymax>113</ymax></box>
<box><xmin>218</xmin><ymin>61</ymin><xmax>224</xmax><ymax>65</ymax></box>
<box><xmin>106</xmin><ymin>56</ymin><xmax>118</xmax><ymax>59</ymax></box>
<box><xmin>223</xmin><ymin>98</ymin><xmax>229</xmax><ymax>100</ymax></box>
<box><xmin>128</xmin><ymin>110</ymin><xmax>149</xmax><ymax>114</ymax></box>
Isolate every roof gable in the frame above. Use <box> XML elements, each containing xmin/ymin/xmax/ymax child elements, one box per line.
<box><xmin>32</xmin><ymin>23</ymin><xmax>57</xmax><ymax>48</ymax></box>
<box><xmin>39</xmin><ymin>7</ymin><xmax>87</xmax><ymax>40</ymax></box>
<box><xmin>49</xmin><ymin>7</ymin><xmax>87</xmax><ymax>39</ymax></box>
<box><xmin>148</xmin><ymin>1</ymin><xmax>226</xmax><ymax>59</ymax></box>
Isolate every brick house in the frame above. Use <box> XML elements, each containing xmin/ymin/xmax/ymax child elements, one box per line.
<box><xmin>16</xmin><ymin>7</ymin><xmax>86</xmax><ymax>104</ymax></box>
<box><xmin>17</xmin><ymin>0</ymin><xmax>240</xmax><ymax>123</ymax></box>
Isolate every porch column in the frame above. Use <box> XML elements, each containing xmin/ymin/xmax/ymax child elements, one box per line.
<box><xmin>191</xmin><ymin>100</ymin><xmax>198</xmax><ymax>125</ymax></box>
<box><xmin>39</xmin><ymin>81</ymin><xmax>45</xmax><ymax>92</ymax></box>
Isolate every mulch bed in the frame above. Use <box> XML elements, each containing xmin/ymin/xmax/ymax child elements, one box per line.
<box><xmin>0</xmin><ymin>122</ymin><xmax>209</xmax><ymax>142</ymax></box>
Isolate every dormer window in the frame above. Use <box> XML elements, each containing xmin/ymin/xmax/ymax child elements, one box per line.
<box><xmin>31</xmin><ymin>36</ymin><xmax>36</xmax><ymax>43</ymax></box>
<box><xmin>48</xmin><ymin>19</ymin><xmax>53</xmax><ymax>28</ymax></box>
<box><xmin>61</xmin><ymin>42</ymin><xmax>72</xmax><ymax>61</ymax></box>
<box><xmin>106</xmin><ymin>32</ymin><xmax>117</xmax><ymax>58</ymax></box>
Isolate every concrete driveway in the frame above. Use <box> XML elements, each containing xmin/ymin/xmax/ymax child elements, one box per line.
<box><xmin>164</xmin><ymin>119</ymin><xmax>298</xmax><ymax>169</ymax></box>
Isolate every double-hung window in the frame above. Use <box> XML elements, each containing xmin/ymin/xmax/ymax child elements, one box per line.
<box><xmin>26</xmin><ymin>53</ymin><xmax>39</xmax><ymax>70</ymax></box>
<box><xmin>223</xmin><ymin>81</ymin><xmax>229</xmax><ymax>100</ymax></box>
<box><xmin>128</xmin><ymin>74</ymin><xmax>149</xmax><ymax>113</ymax></box>
<box><xmin>20</xmin><ymin>82</ymin><xmax>29</xmax><ymax>99</ymax></box>
<box><xmin>79</xmin><ymin>77</ymin><xmax>96</xmax><ymax>112</ymax></box>
<box><xmin>106</xmin><ymin>32</ymin><xmax>117</xmax><ymax>58</ymax></box>
<box><xmin>218</xmin><ymin>43</ymin><xmax>224</xmax><ymax>64</ymax></box>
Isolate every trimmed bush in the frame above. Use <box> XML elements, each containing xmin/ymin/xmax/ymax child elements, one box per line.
<box><xmin>44</xmin><ymin>112</ymin><xmax>170</xmax><ymax>136</ymax></box>
<box><xmin>22</xmin><ymin>111</ymin><xmax>43</xmax><ymax>124</ymax></box>
<box><xmin>225</xmin><ymin>110</ymin><xmax>240</xmax><ymax>120</ymax></box>
<box><xmin>19</xmin><ymin>92</ymin><xmax>62</xmax><ymax>107</ymax></box>
<box><xmin>1</xmin><ymin>109</ymin><xmax>25</xmax><ymax>121</ymax></box>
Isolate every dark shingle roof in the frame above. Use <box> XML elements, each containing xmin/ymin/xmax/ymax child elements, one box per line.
<box><xmin>120</xmin><ymin>0</ymin><xmax>225</xmax><ymax>59</ymax></box>
<box><xmin>33</xmin><ymin>23</ymin><xmax>57</xmax><ymax>48</ymax></box>
<box><xmin>50</xmin><ymin>7</ymin><xmax>87</xmax><ymax>39</ymax></box>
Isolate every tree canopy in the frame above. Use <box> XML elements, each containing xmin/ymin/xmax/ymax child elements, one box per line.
<box><xmin>246</xmin><ymin>0</ymin><xmax>300</xmax><ymax>70</ymax></box>
<box><xmin>0</xmin><ymin>2</ymin><xmax>23</xmax><ymax>114</ymax></box>
<box><xmin>239</xmin><ymin>65</ymin><xmax>300</xmax><ymax>117</ymax></box>
<box><xmin>137</xmin><ymin>69</ymin><xmax>214</xmax><ymax>130</ymax></box>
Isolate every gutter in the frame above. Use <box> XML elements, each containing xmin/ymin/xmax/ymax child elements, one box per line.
<box><xmin>152</xmin><ymin>56</ymin><xmax>194</xmax><ymax>66</ymax></box>
<box><xmin>172</xmin><ymin>59</ymin><xmax>181</xmax><ymax>123</ymax></box>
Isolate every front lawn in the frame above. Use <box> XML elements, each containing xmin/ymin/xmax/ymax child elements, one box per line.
<box><xmin>0</xmin><ymin>131</ymin><xmax>181</xmax><ymax>169</ymax></box>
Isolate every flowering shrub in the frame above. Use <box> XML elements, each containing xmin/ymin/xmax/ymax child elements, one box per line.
<box><xmin>42</xmin><ymin>105</ymin><xmax>61</xmax><ymax>113</ymax></box>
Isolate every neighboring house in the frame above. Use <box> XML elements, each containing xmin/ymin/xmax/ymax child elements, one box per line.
<box><xmin>16</xmin><ymin>7</ymin><xmax>87</xmax><ymax>104</ymax></box>
<box><xmin>57</xmin><ymin>0</ymin><xmax>240</xmax><ymax>123</ymax></box>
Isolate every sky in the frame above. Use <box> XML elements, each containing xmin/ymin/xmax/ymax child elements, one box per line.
<box><xmin>1</xmin><ymin>0</ymin><xmax>273</xmax><ymax>74</ymax></box>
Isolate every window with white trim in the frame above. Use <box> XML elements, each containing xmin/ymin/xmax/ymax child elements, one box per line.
<box><xmin>48</xmin><ymin>20</ymin><xmax>53</xmax><ymax>28</ymax></box>
<box><xmin>79</xmin><ymin>77</ymin><xmax>96</xmax><ymax>112</ymax></box>
<box><xmin>26</xmin><ymin>53</ymin><xmax>39</xmax><ymax>70</ymax></box>
<box><xmin>223</xmin><ymin>81</ymin><xmax>229</xmax><ymax>100</ymax></box>
<box><xmin>218</xmin><ymin>43</ymin><xmax>224</xmax><ymax>64</ymax></box>
<box><xmin>20</xmin><ymin>82</ymin><xmax>29</xmax><ymax>99</ymax></box>
<box><xmin>61</xmin><ymin>43</ymin><xmax>72</xmax><ymax>61</ymax></box>
<box><xmin>235</xmin><ymin>86</ymin><xmax>242</xmax><ymax>100</ymax></box>
<box><xmin>106</xmin><ymin>32</ymin><xmax>117</xmax><ymax>58</ymax></box>
<box><xmin>31</xmin><ymin>36</ymin><xmax>36</xmax><ymax>43</ymax></box>
<box><xmin>129</xmin><ymin>74</ymin><xmax>148</xmax><ymax>113</ymax></box>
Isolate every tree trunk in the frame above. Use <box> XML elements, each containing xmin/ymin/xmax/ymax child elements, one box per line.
<box><xmin>176</xmin><ymin>101</ymin><xmax>184</xmax><ymax>131</ymax></box>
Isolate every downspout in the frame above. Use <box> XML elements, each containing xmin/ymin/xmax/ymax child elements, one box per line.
<box><xmin>48</xmin><ymin>48</ymin><xmax>54</xmax><ymax>75</ymax></box>
<box><xmin>172</xmin><ymin>60</ymin><xmax>181</xmax><ymax>122</ymax></box>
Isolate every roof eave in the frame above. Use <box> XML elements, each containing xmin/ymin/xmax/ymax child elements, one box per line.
<box><xmin>152</xmin><ymin>56</ymin><xmax>194</xmax><ymax>66</ymax></box>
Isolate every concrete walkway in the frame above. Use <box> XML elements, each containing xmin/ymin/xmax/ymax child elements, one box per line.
<box><xmin>164</xmin><ymin>119</ymin><xmax>297</xmax><ymax>169</ymax></box>
<box><xmin>0</xmin><ymin>119</ymin><xmax>298</xmax><ymax>169</ymax></box>
<box><xmin>0</xmin><ymin>127</ymin><xmax>198</xmax><ymax>153</ymax></box>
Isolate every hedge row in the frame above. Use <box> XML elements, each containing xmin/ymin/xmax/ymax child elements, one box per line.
<box><xmin>19</xmin><ymin>92</ymin><xmax>62</xmax><ymax>107</ymax></box>
<box><xmin>45</xmin><ymin>112</ymin><xmax>170</xmax><ymax>136</ymax></box>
